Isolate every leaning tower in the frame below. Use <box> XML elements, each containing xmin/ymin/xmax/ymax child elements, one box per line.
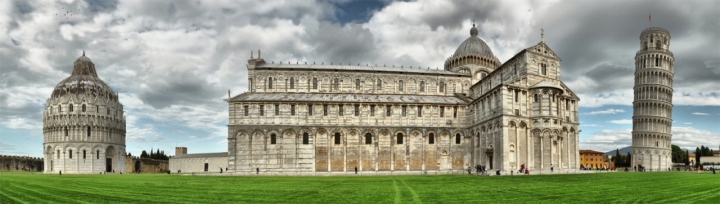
<box><xmin>631</xmin><ymin>27</ymin><xmax>674</xmax><ymax>171</ymax></box>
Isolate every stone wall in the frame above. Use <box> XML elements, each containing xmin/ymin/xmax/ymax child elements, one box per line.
<box><xmin>0</xmin><ymin>155</ymin><xmax>44</xmax><ymax>172</ymax></box>
<box><xmin>169</xmin><ymin>156</ymin><xmax>227</xmax><ymax>173</ymax></box>
<box><xmin>124</xmin><ymin>156</ymin><xmax>169</xmax><ymax>173</ymax></box>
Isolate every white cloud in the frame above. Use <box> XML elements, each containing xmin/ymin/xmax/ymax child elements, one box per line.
<box><xmin>608</xmin><ymin>119</ymin><xmax>632</xmax><ymax>124</ymax></box>
<box><xmin>586</xmin><ymin>108</ymin><xmax>625</xmax><ymax>115</ymax></box>
<box><xmin>683</xmin><ymin>122</ymin><xmax>692</xmax><ymax>125</ymax></box>
<box><xmin>692</xmin><ymin>112</ymin><xmax>709</xmax><ymax>115</ymax></box>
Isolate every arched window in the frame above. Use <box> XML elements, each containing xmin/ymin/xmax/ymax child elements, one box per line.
<box><xmin>398</xmin><ymin>80</ymin><xmax>403</xmax><ymax>91</ymax></box>
<box><xmin>439</xmin><ymin>82</ymin><xmax>445</xmax><ymax>92</ymax></box>
<box><xmin>83</xmin><ymin>150</ymin><xmax>86</xmax><ymax>159</ymax></box>
<box><xmin>333</xmin><ymin>78</ymin><xmax>339</xmax><ymax>90</ymax></box>
<box><xmin>270</xmin><ymin>134</ymin><xmax>277</xmax><ymax>144</ymax></box>
<box><xmin>419</xmin><ymin>81</ymin><xmax>425</xmax><ymax>92</ymax></box>
<box><xmin>268</xmin><ymin>77</ymin><xmax>273</xmax><ymax>89</ymax></box>
<box><xmin>365</xmin><ymin>133</ymin><xmax>372</xmax><ymax>144</ymax></box>
<box><xmin>355</xmin><ymin>79</ymin><xmax>361</xmax><ymax>90</ymax></box>
<box><xmin>96</xmin><ymin>105</ymin><xmax>99</xmax><ymax>113</ymax></box>
<box><xmin>541</xmin><ymin>64</ymin><xmax>547</xmax><ymax>75</ymax></box>
<box><xmin>656</xmin><ymin>41</ymin><xmax>661</xmax><ymax>49</ymax></box>
<box><xmin>64</xmin><ymin>127</ymin><xmax>68</xmax><ymax>136</ymax></box>
<box><xmin>87</xmin><ymin>127</ymin><xmax>91</xmax><ymax>137</ymax></box>
<box><xmin>397</xmin><ymin>133</ymin><xmax>403</xmax><ymax>144</ymax></box>
<box><xmin>69</xmin><ymin>150</ymin><xmax>72</xmax><ymax>159</ymax></box>
<box><xmin>377</xmin><ymin>79</ymin><xmax>382</xmax><ymax>90</ymax></box>
<box><xmin>428</xmin><ymin>133</ymin><xmax>435</xmax><ymax>144</ymax></box>
<box><xmin>455</xmin><ymin>134</ymin><xmax>461</xmax><ymax>144</ymax></box>
<box><xmin>96</xmin><ymin>150</ymin><xmax>99</xmax><ymax>159</ymax></box>
<box><xmin>69</xmin><ymin>104</ymin><xmax>73</xmax><ymax>112</ymax></box>
<box><xmin>303</xmin><ymin>133</ymin><xmax>309</xmax><ymax>144</ymax></box>
<box><xmin>290</xmin><ymin>77</ymin><xmax>295</xmax><ymax>89</ymax></box>
<box><xmin>534</xmin><ymin>94</ymin><xmax>539</xmax><ymax>102</ymax></box>
<box><xmin>82</xmin><ymin>104</ymin><xmax>86</xmax><ymax>112</ymax></box>
<box><xmin>313</xmin><ymin>78</ymin><xmax>318</xmax><ymax>89</ymax></box>
<box><xmin>334</xmin><ymin>133</ymin><xmax>341</xmax><ymax>144</ymax></box>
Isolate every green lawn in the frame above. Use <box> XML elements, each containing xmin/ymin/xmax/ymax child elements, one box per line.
<box><xmin>1</xmin><ymin>172</ymin><xmax>718</xmax><ymax>203</ymax></box>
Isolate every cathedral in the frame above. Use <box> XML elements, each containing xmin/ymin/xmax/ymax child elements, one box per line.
<box><xmin>217</xmin><ymin>24</ymin><xmax>581</xmax><ymax>174</ymax></box>
<box><xmin>42</xmin><ymin>52</ymin><xmax>127</xmax><ymax>174</ymax></box>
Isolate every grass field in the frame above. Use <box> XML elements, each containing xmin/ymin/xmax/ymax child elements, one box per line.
<box><xmin>1</xmin><ymin>172</ymin><xmax>718</xmax><ymax>203</ymax></box>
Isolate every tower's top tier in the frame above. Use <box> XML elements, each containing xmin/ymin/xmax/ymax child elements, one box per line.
<box><xmin>639</xmin><ymin>27</ymin><xmax>671</xmax><ymax>52</ymax></box>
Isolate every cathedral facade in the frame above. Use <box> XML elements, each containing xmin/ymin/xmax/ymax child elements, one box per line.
<box><xmin>225</xmin><ymin>25</ymin><xmax>580</xmax><ymax>173</ymax></box>
<box><xmin>42</xmin><ymin>53</ymin><xmax>127</xmax><ymax>174</ymax></box>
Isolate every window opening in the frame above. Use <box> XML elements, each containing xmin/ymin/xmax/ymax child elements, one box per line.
<box><xmin>271</xmin><ymin>134</ymin><xmax>276</xmax><ymax>144</ymax></box>
<box><xmin>69</xmin><ymin>150</ymin><xmax>73</xmax><ymax>159</ymax></box>
<box><xmin>87</xmin><ymin>127</ymin><xmax>91</xmax><ymax>137</ymax></box>
<box><xmin>323</xmin><ymin>105</ymin><xmax>328</xmax><ymax>116</ymax></box>
<box><xmin>439</xmin><ymin>82</ymin><xmax>445</xmax><ymax>92</ymax></box>
<box><xmin>398</xmin><ymin>80</ymin><xmax>404</xmax><ymax>91</ymax></box>
<box><xmin>397</xmin><ymin>133</ymin><xmax>403</xmax><ymax>144</ymax></box>
<box><xmin>370</xmin><ymin>105</ymin><xmax>375</xmax><ymax>116</ymax></box>
<box><xmin>417</xmin><ymin>106</ymin><xmax>422</xmax><ymax>117</ymax></box>
<box><xmin>334</xmin><ymin>133</ymin><xmax>341</xmax><ymax>144</ymax></box>
<box><xmin>401</xmin><ymin>106</ymin><xmax>407</xmax><ymax>117</ymax></box>
<box><xmin>354</xmin><ymin>105</ymin><xmax>359</xmax><ymax>116</ymax></box>
<box><xmin>291</xmin><ymin>105</ymin><xmax>296</xmax><ymax>115</ymax></box>
<box><xmin>534</xmin><ymin>94</ymin><xmax>539</xmax><ymax>102</ymax></box>
<box><xmin>290</xmin><ymin>77</ymin><xmax>295</xmax><ymax>89</ymax></box>
<box><xmin>386</xmin><ymin>106</ymin><xmax>391</xmax><ymax>116</ymax></box>
<box><xmin>429</xmin><ymin>133</ymin><xmax>435</xmax><ymax>144</ymax></box>
<box><xmin>82</xmin><ymin>104</ymin><xmax>86</xmax><ymax>112</ymax></box>
<box><xmin>515</xmin><ymin>90</ymin><xmax>519</xmax><ymax>102</ymax></box>
<box><xmin>440</xmin><ymin>106</ymin><xmax>444</xmax><ymax>117</ymax></box>
<box><xmin>365</xmin><ymin>133</ymin><xmax>372</xmax><ymax>144</ymax></box>
<box><xmin>377</xmin><ymin>79</ymin><xmax>382</xmax><ymax>90</ymax></box>
<box><xmin>453</xmin><ymin>107</ymin><xmax>458</xmax><ymax>118</ymax></box>
<box><xmin>313</xmin><ymin>78</ymin><xmax>318</xmax><ymax>89</ymax></box>
<box><xmin>308</xmin><ymin>104</ymin><xmax>313</xmax><ymax>116</ymax></box>
<box><xmin>83</xmin><ymin>150</ymin><xmax>86</xmax><ymax>159</ymax></box>
<box><xmin>244</xmin><ymin>106</ymin><xmax>249</xmax><ymax>116</ymax></box>
<box><xmin>333</xmin><ymin>78</ymin><xmax>339</xmax><ymax>90</ymax></box>
<box><xmin>65</xmin><ymin>127</ymin><xmax>68</xmax><ymax>136</ymax></box>
<box><xmin>69</xmin><ymin>104</ymin><xmax>73</xmax><ymax>112</ymax></box>
<box><xmin>339</xmin><ymin>105</ymin><xmax>344</xmax><ymax>116</ymax></box>
<box><xmin>275</xmin><ymin>104</ymin><xmax>280</xmax><ymax>115</ymax></box>
<box><xmin>303</xmin><ymin>133</ymin><xmax>309</xmax><ymax>144</ymax></box>
<box><xmin>268</xmin><ymin>77</ymin><xmax>273</xmax><ymax>89</ymax></box>
<box><xmin>420</xmin><ymin>81</ymin><xmax>425</xmax><ymax>92</ymax></box>
<box><xmin>97</xmin><ymin>150</ymin><xmax>99</xmax><ymax>159</ymax></box>
<box><xmin>455</xmin><ymin>134</ymin><xmax>461</xmax><ymax>144</ymax></box>
<box><xmin>355</xmin><ymin>79</ymin><xmax>360</xmax><ymax>90</ymax></box>
<box><xmin>260</xmin><ymin>105</ymin><xmax>264</xmax><ymax>116</ymax></box>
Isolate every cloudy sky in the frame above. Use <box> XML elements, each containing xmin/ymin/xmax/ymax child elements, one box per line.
<box><xmin>1</xmin><ymin>0</ymin><xmax>719</xmax><ymax>157</ymax></box>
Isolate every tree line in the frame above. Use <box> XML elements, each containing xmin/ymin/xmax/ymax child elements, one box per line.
<box><xmin>126</xmin><ymin>148</ymin><xmax>172</xmax><ymax>160</ymax></box>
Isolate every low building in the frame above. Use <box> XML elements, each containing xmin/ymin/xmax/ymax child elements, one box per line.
<box><xmin>579</xmin><ymin>150</ymin><xmax>605</xmax><ymax>169</ymax></box>
<box><xmin>169</xmin><ymin>147</ymin><xmax>227</xmax><ymax>173</ymax></box>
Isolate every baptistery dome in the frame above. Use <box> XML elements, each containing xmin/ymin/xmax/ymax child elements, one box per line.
<box><xmin>43</xmin><ymin>52</ymin><xmax>126</xmax><ymax>174</ymax></box>
<box><xmin>50</xmin><ymin>52</ymin><xmax>118</xmax><ymax>101</ymax></box>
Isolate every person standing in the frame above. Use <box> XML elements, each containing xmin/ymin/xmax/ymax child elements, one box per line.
<box><xmin>256</xmin><ymin>167</ymin><xmax>259</xmax><ymax>175</ymax></box>
<box><xmin>467</xmin><ymin>166</ymin><xmax>471</xmax><ymax>175</ymax></box>
<box><xmin>355</xmin><ymin>167</ymin><xmax>358</xmax><ymax>174</ymax></box>
<box><xmin>551</xmin><ymin>164</ymin><xmax>554</xmax><ymax>173</ymax></box>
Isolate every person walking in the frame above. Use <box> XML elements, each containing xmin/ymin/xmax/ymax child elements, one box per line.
<box><xmin>256</xmin><ymin>167</ymin><xmax>259</xmax><ymax>175</ymax></box>
<box><xmin>355</xmin><ymin>167</ymin><xmax>358</xmax><ymax>174</ymax></box>
<box><xmin>551</xmin><ymin>164</ymin><xmax>554</xmax><ymax>173</ymax></box>
<box><xmin>467</xmin><ymin>166</ymin><xmax>472</xmax><ymax>175</ymax></box>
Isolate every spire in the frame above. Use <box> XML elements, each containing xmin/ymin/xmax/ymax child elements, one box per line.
<box><xmin>541</xmin><ymin>28</ymin><xmax>545</xmax><ymax>43</ymax></box>
<box><xmin>83</xmin><ymin>50</ymin><xmax>85</xmax><ymax>56</ymax></box>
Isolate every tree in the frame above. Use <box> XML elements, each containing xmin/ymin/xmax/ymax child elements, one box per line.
<box><xmin>685</xmin><ymin>150</ymin><xmax>690</xmax><ymax>166</ymax></box>
<box><xmin>140</xmin><ymin>150</ymin><xmax>148</xmax><ymax>158</ymax></box>
<box><xmin>627</xmin><ymin>152</ymin><xmax>632</xmax><ymax>167</ymax></box>
<box><xmin>671</xmin><ymin>145</ymin><xmax>685</xmax><ymax>163</ymax></box>
<box><xmin>614</xmin><ymin>149</ymin><xmax>621</xmax><ymax>168</ymax></box>
<box><xmin>695</xmin><ymin>147</ymin><xmax>701</xmax><ymax>167</ymax></box>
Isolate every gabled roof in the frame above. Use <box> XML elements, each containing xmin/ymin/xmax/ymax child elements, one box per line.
<box><xmin>531</xmin><ymin>80</ymin><xmax>564</xmax><ymax>90</ymax></box>
<box><xmin>560</xmin><ymin>82</ymin><xmax>579</xmax><ymax>100</ymax></box>
<box><xmin>527</xmin><ymin>42</ymin><xmax>561</xmax><ymax>61</ymax></box>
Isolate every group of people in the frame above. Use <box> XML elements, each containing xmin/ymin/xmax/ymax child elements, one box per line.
<box><xmin>468</xmin><ymin>165</ymin><xmax>488</xmax><ymax>175</ymax></box>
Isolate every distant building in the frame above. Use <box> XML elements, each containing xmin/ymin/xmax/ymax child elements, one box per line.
<box><xmin>579</xmin><ymin>150</ymin><xmax>605</xmax><ymax>169</ymax></box>
<box><xmin>43</xmin><ymin>52</ymin><xmax>127</xmax><ymax>174</ymax></box>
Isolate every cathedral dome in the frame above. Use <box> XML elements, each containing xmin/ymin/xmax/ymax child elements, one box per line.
<box><xmin>50</xmin><ymin>52</ymin><xmax>118</xmax><ymax>101</ymax></box>
<box><xmin>452</xmin><ymin>24</ymin><xmax>495</xmax><ymax>58</ymax></box>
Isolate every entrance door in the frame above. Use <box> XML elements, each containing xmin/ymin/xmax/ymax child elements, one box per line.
<box><xmin>204</xmin><ymin>163</ymin><xmax>209</xmax><ymax>172</ymax></box>
<box><xmin>106</xmin><ymin>158</ymin><xmax>112</xmax><ymax>172</ymax></box>
<box><xmin>487</xmin><ymin>153</ymin><xmax>493</xmax><ymax>169</ymax></box>
<box><xmin>134</xmin><ymin>161</ymin><xmax>141</xmax><ymax>173</ymax></box>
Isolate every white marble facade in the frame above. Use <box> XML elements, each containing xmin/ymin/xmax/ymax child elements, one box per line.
<box><xmin>631</xmin><ymin>27</ymin><xmax>675</xmax><ymax>171</ymax></box>
<box><xmin>225</xmin><ymin>24</ymin><xmax>581</xmax><ymax>173</ymax></box>
<box><xmin>43</xmin><ymin>53</ymin><xmax>127</xmax><ymax>174</ymax></box>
